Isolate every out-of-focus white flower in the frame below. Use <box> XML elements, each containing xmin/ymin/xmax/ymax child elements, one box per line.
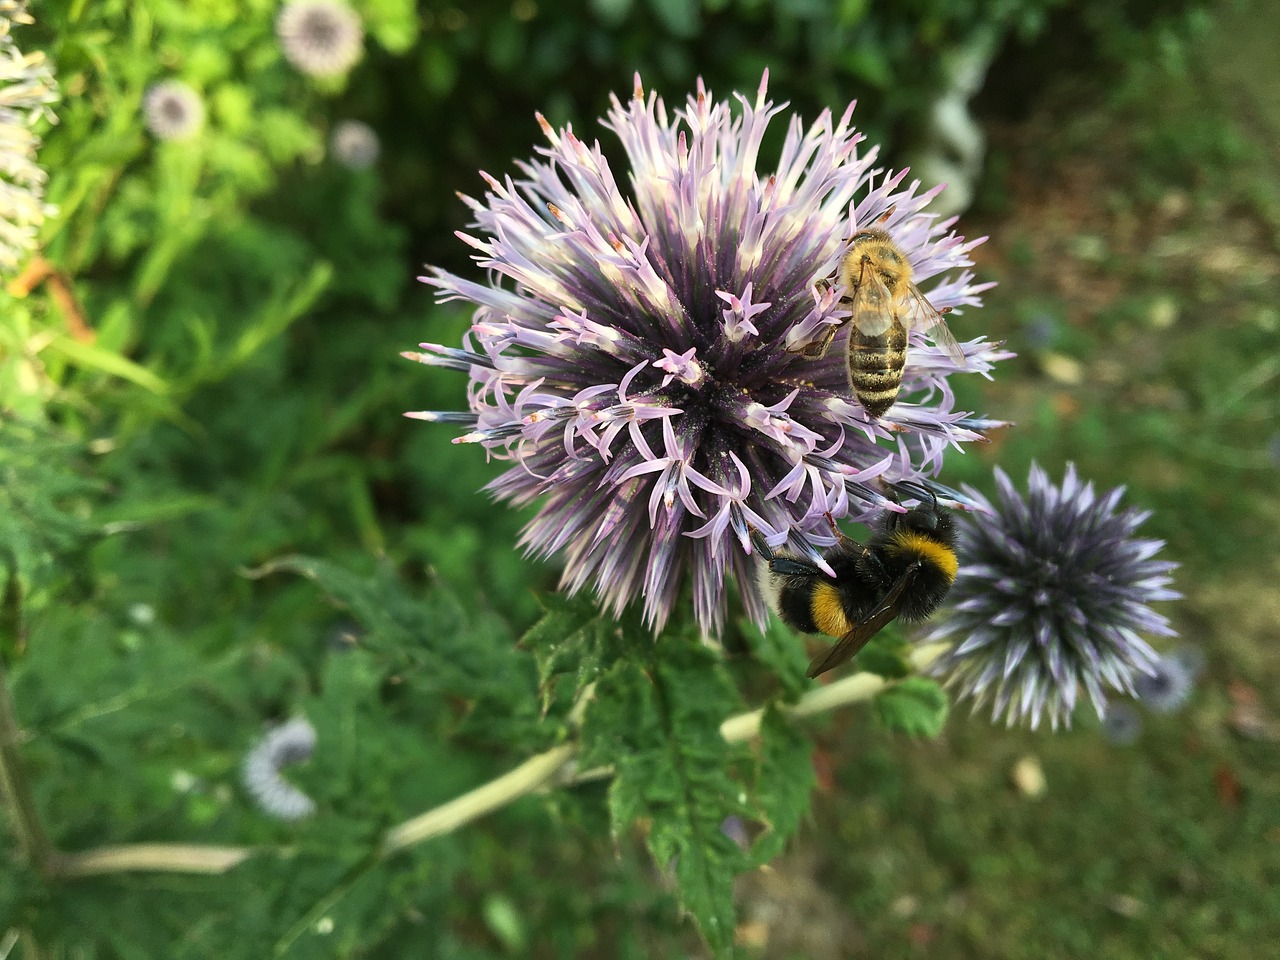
<box><xmin>142</xmin><ymin>80</ymin><xmax>204</xmax><ymax>141</ymax></box>
<box><xmin>241</xmin><ymin>717</ymin><xmax>318</xmax><ymax>821</ymax></box>
<box><xmin>276</xmin><ymin>0</ymin><xmax>363</xmax><ymax>78</ymax></box>
<box><xmin>329</xmin><ymin>119</ymin><xmax>379</xmax><ymax>170</ymax></box>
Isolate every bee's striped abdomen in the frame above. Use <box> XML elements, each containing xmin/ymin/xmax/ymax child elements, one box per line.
<box><xmin>848</xmin><ymin>319</ymin><xmax>908</xmax><ymax>417</ymax></box>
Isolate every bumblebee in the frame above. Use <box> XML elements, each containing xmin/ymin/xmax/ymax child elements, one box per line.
<box><xmin>753</xmin><ymin>495</ymin><xmax>958</xmax><ymax>678</ymax></box>
<box><xmin>792</xmin><ymin>210</ymin><xmax>967</xmax><ymax>417</ymax></box>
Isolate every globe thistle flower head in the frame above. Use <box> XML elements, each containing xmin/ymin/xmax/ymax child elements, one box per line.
<box><xmin>276</xmin><ymin>0</ymin><xmax>363</xmax><ymax>78</ymax></box>
<box><xmin>142</xmin><ymin>80</ymin><xmax>204</xmax><ymax>141</ymax></box>
<box><xmin>329</xmin><ymin>118</ymin><xmax>379</xmax><ymax>170</ymax></box>
<box><xmin>241</xmin><ymin>717</ymin><xmax>318</xmax><ymax>821</ymax></box>
<box><xmin>926</xmin><ymin>463</ymin><xmax>1181</xmax><ymax>729</ymax></box>
<box><xmin>408</xmin><ymin>73</ymin><xmax>1008</xmax><ymax>636</ymax></box>
<box><xmin>1134</xmin><ymin>645</ymin><xmax>1201</xmax><ymax>713</ymax></box>
<box><xmin>1</xmin><ymin>0</ymin><xmax>57</xmax><ymax>274</ymax></box>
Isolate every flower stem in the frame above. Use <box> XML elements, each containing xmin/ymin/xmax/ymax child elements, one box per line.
<box><xmin>50</xmin><ymin>647</ymin><xmax>947</xmax><ymax>876</ymax></box>
<box><xmin>381</xmin><ymin>742</ymin><xmax>577</xmax><ymax>856</ymax></box>
<box><xmin>723</xmin><ymin>641</ymin><xmax>946</xmax><ymax>741</ymax></box>
<box><xmin>0</xmin><ymin>656</ymin><xmax>56</xmax><ymax>877</ymax></box>
<box><xmin>54</xmin><ymin>844</ymin><xmax>255</xmax><ymax>878</ymax></box>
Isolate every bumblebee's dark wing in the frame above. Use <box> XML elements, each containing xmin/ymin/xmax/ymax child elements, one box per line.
<box><xmin>805</xmin><ymin>562</ymin><xmax>921</xmax><ymax>679</ymax></box>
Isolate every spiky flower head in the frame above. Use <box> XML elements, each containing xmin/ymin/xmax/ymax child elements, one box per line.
<box><xmin>329</xmin><ymin>118</ymin><xmax>379</xmax><ymax>170</ymax></box>
<box><xmin>142</xmin><ymin>80</ymin><xmax>204</xmax><ymax>141</ymax></box>
<box><xmin>926</xmin><ymin>463</ymin><xmax>1181</xmax><ymax>729</ymax></box>
<box><xmin>407</xmin><ymin>73</ymin><xmax>1007</xmax><ymax>636</ymax></box>
<box><xmin>241</xmin><ymin>717</ymin><xmax>317</xmax><ymax>821</ymax></box>
<box><xmin>276</xmin><ymin>0</ymin><xmax>363</xmax><ymax>78</ymax></box>
<box><xmin>1</xmin><ymin>0</ymin><xmax>57</xmax><ymax>274</ymax></box>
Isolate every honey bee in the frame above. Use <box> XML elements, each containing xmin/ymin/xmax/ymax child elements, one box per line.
<box><xmin>792</xmin><ymin>212</ymin><xmax>967</xmax><ymax>417</ymax></box>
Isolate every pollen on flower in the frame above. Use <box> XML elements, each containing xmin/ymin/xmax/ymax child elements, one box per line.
<box><xmin>407</xmin><ymin>73</ymin><xmax>1008</xmax><ymax>635</ymax></box>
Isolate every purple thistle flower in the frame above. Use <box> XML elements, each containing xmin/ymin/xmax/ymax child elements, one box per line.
<box><xmin>241</xmin><ymin>717</ymin><xmax>317</xmax><ymax>821</ymax></box>
<box><xmin>1134</xmin><ymin>645</ymin><xmax>1201</xmax><ymax>713</ymax></box>
<box><xmin>925</xmin><ymin>463</ymin><xmax>1181</xmax><ymax>729</ymax></box>
<box><xmin>407</xmin><ymin>73</ymin><xmax>1008</xmax><ymax>636</ymax></box>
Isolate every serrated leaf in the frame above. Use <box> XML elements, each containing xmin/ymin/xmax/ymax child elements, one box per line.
<box><xmin>874</xmin><ymin>676</ymin><xmax>949</xmax><ymax>737</ymax></box>
<box><xmin>750</xmin><ymin>705</ymin><xmax>815</xmax><ymax>867</ymax></box>
<box><xmin>581</xmin><ymin>635</ymin><xmax>748</xmax><ymax>954</ymax></box>
<box><xmin>521</xmin><ymin>593</ymin><xmax>603</xmax><ymax>673</ymax></box>
<box><xmin>0</xmin><ymin>419</ymin><xmax>104</xmax><ymax>608</ymax></box>
<box><xmin>243</xmin><ymin>555</ymin><xmax>536</xmax><ymax>741</ymax></box>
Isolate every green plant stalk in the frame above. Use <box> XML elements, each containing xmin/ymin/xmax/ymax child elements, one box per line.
<box><xmin>53</xmin><ymin>843</ymin><xmax>255</xmax><ymax>877</ymax></box>
<box><xmin>54</xmin><ymin>644</ymin><xmax>947</xmax><ymax>878</ymax></box>
<box><xmin>0</xmin><ymin>656</ymin><xmax>56</xmax><ymax>877</ymax></box>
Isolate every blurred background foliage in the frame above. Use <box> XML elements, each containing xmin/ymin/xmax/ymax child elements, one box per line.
<box><xmin>4</xmin><ymin>0</ymin><xmax>1278</xmax><ymax>956</ymax></box>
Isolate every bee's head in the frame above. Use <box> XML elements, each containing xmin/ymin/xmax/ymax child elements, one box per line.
<box><xmin>900</xmin><ymin>500</ymin><xmax>956</xmax><ymax>546</ymax></box>
<box><xmin>886</xmin><ymin>484</ymin><xmax>957</xmax><ymax>546</ymax></box>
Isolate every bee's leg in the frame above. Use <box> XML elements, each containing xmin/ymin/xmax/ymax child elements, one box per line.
<box><xmin>786</xmin><ymin>277</ymin><xmax>847</xmax><ymax>360</ymax></box>
<box><xmin>858</xmin><ymin>548</ymin><xmax>892</xmax><ymax>583</ymax></box>
<box><xmin>788</xmin><ymin>319</ymin><xmax>845</xmax><ymax>360</ymax></box>
<box><xmin>823</xmin><ymin>512</ymin><xmax>865</xmax><ymax>554</ymax></box>
<box><xmin>749</xmin><ymin>527</ymin><xmax>825</xmax><ymax>578</ymax></box>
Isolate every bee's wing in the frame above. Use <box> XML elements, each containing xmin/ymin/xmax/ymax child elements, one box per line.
<box><xmin>904</xmin><ymin>284</ymin><xmax>967</xmax><ymax>367</ymax></box>
<box><xmin>805</xmin><ymin>562</ymin><xmax>920</xmax><ymax>679</ymax></box>
<box><xmin>843</xmin><ymin>259</ymin><xmax>897</xmax><ymax>338</ymax></box>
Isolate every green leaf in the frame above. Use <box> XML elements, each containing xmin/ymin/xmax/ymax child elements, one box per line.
<box><xmin>0</xmin><ymin>419</ymin><xmax>104</xmax><ymax>606</ymax></box>
<box><xmin>581</xmin><ymin>635</ymin><xmax>748</xmax><ymax>955</ymax></box>
<box><xmin>873</xmin><ymin>676</ymin><xmax>949</xmax><ymax>737</ymax></box>
<box><xmin>590</xmin><ymin>0</ymin><xmax>634</xmax><ymax>26</ymax></box>
<box><xmin>243</xmin><ymin>554</ymin><xmax>537</xmax><ymax>743</ymax></box>
<box><xmin>647</xmin><ymin>0</ymin><xmax>700</xmax><ymax>38</ymax></box>
<box><xmin>749</xmin><ymin>705</ymin><xmax>815</xmax><ymax>866</ymax></box>
<box><xmin>520</xmin><ymin>592</ymin><xmax>612</xmax><ymax>714</ymax></box>
<box><xmin>738</xmin><ymin>615</ymin><xmax>810</xmax><ymax>696</ymax></box>
<box><xmin>43</xmin><ymin>335</ymin><xmax>171</xmax><ymax>395</ymax></box>
<box><xmin>853</xmin><ymin>633</ymin><xmax>912</xmax><ymax>679</ymax></box>
<box><xmin>364</xmin><ymin>0</ymin><xmax>420</xmax><ymax>53</ymax></box>
<box><xmin>482</xmin><ymin>893</ymin><xmax>528</xmax><ymax>953</ymax></box>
